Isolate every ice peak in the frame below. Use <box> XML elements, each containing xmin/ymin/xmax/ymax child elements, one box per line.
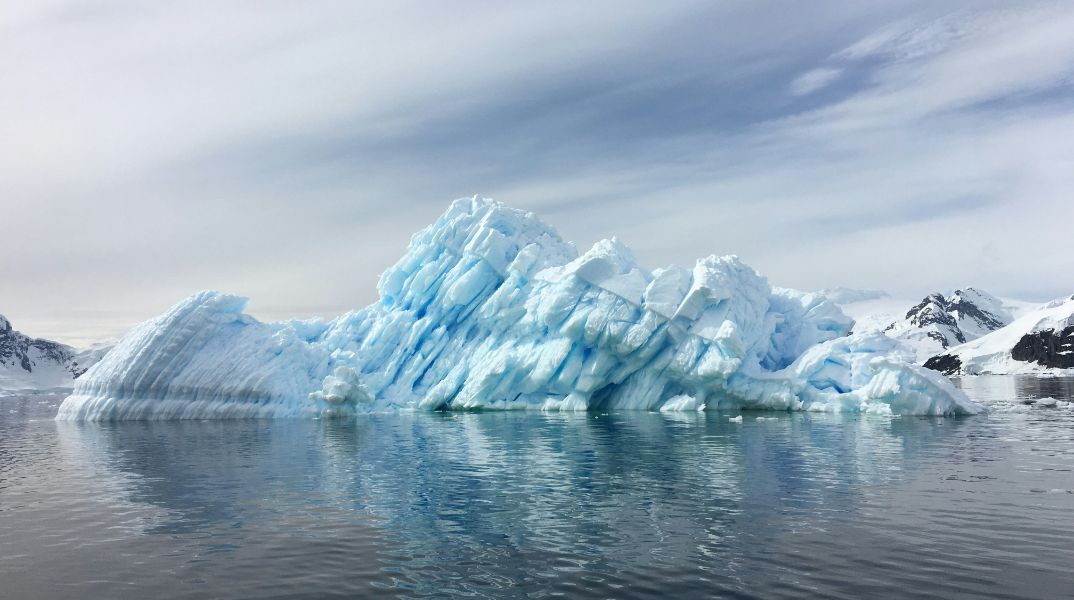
<box><xmin>377</xmin><ymin>197</ymin><xmax>576</xmax><ymax>310</ymax></box>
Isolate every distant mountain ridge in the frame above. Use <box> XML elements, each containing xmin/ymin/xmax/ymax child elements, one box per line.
<box><xmin>884</xmin><ymin>288</ymin><xmax>1016</xmax><ymax>355</ymax></box>
<box><xmin>821</xmin><ymin>287</ymin><xmax>1037</xmax><ymax>366</ymax></box>
<box><xmin>0</xmin><ymin>315</ymin><xmax>109</xmax><ymax>392</ymax></box>
<box><xmin>925</xmin><ymin>295</ymin><xmax>1074</xmax><ymax>375</ymax></box>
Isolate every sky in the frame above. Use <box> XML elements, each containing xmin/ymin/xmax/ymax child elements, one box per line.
<box><xmin>3</xmin><ymin>0</ymin><xmax>1073</xmax><ymax>346</ymax></box>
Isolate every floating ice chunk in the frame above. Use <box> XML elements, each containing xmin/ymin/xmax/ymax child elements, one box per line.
<box><xmin>728</xmin><ymin>415</ymin><xmax>743</xmax><ymax>423</ymax></box>
<box><xmin>659</xmin><ymin>394</ymin><xmax>705</xmax><ymax>412</ymax></box>
<box><xmin>769</xmin><ymin>331</ymin><xmax>979</xmax><ymax>416</ymax></box>
<box><xmin>309</xmin><ymin>366</ymin><xmax>374</xmax><ymax>413</ymax></box>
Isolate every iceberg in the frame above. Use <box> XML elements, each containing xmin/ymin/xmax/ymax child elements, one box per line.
<box><xmin>57</xmin><ymin>198</ymin><xmax>980</xmax><ymax>420</ymax></box>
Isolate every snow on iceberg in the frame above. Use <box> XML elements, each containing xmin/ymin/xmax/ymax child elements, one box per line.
<box><xmin>57</xmin><ymin>198</ymin><xmax>980</xmax><ymax>420</ymax></box>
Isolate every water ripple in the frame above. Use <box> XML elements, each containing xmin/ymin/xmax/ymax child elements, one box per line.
<box><xmin>1</xmin><ymin>379</ymin><xmax>1073</xmax><ymax>598</ymax></box>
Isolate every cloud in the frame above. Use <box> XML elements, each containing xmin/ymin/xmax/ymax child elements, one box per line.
<box><xmin>2</xmin><ymin>1</ymin><xmax>1073</xmax><ymax>344</ymax></box>
<box><xmin>789</xmin><ymin>67</ymin><xmax>843</xmax><ymax>96</ymax></box>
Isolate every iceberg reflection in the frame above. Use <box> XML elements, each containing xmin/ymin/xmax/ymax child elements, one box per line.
<box><xmin>50</xmin><ymin>409</ymin><xmax>973</xmax><ymax>596</ymax></box>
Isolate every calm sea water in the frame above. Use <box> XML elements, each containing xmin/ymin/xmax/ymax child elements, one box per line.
<box><xmin>2</xmin><ymin>377</ymin><xmax>1073</xmax><ymax>599</ymax></box>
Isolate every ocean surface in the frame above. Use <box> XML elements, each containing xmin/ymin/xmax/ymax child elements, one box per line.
<box><xmin>2</xmin><ymin>376</ymin><xmax>1073</xmax><ymax>599</ymax></box>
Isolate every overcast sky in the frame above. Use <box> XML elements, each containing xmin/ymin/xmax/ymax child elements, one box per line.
<box><xmin>3</xmin><ymin>0</ymin><xmax>1073</xmax><ymax>345</ymax></box>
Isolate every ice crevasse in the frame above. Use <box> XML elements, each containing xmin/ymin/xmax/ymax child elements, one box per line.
<box><xmin>57</xmin><ymin>198</ymin><xmax>980</xmax><ymax>420</ymax></box>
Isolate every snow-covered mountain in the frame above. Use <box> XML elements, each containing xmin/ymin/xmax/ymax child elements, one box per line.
<box><xmin>822</xmin><ymin>287</ymin><xmax>1033</xmax><ymax>364</ymax></box>
<box><xmin>0</xmin><ymin>315</ymin><xmax>110</xmax><ymax>392</ymax></box>
<box><xmin>882</xmin><ymin>288</ymin><xmax>1029</xmax><ymax>361</ymax></box>
<box><xmin>924</xmin><ymin>295</ymin><xmax>1074</xmax><ymax>375</ymax></box>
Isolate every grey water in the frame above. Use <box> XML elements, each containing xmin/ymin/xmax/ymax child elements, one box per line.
<box><xmin>2</xmin><ymin>378</ymin><xmax>1073</xmax><ymax>599</ymax></box>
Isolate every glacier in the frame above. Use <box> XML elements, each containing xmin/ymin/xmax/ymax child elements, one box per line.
<box><xmin>57</xmin><ymin>198</ymin><xmax>980</xmax><ymax>420</ymax></box>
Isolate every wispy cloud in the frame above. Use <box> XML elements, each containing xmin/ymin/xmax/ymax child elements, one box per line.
<box><xmin>790</xmin><ymin>68</ymin><xmax>843</xmax><ymax>96</ymax></box>
<box><xmin>2</xmin><ymin>1</ymin><xmax>1072</xmax><ymax>343</ymax></box>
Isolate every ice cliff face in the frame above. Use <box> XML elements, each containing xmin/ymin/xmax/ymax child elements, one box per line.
<box><xmin>57</xmin><ymin>198</ymin><xmax>979</xmax><ymax>420</ymax></box>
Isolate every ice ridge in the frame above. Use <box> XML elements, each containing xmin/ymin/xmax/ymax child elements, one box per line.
<box><xmin>57</xmin><ymin>198</ymin><xmax>979</xmax><ymax>419</ymax></box>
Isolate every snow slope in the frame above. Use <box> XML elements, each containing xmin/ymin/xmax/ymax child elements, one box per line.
<box><xmin>820</xmin><ymin>293</ymin><xmax>910</xmax><ymax>336</ymax></box>
<box><xmin>924</xmin><ymin>295</ymin><xmax>1074</xmax><ymax>375</ymax></box>
<box><xmin>57</xmin><ymin>198</ymin><xmax>979</xmax><ymax>420</ymax></box>
<box><xmin>0</xmin><ymin>315</ymin><xmax>109</xmax><ymax>393</ymax></box>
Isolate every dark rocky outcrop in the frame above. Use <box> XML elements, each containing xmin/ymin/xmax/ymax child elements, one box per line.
<box><xmin>898</xmin><ymin>294</ymin><xmax>966</xmax><ymax>346</ymax></box>
<box><xmin>1010</xmin><ymin>326</ymin><xmax>1074</xmax><ymax>369</ymax></box>
<box><xmin>923</xmin><ymin>353</ymin><xmax>962</xmax><ymax>376</ymax></box>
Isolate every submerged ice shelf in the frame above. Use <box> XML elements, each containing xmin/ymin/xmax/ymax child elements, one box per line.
<box><xmin>57</xmin><ymin>198</ymin><xmax>980</xmax><ymax>420</ymax></box>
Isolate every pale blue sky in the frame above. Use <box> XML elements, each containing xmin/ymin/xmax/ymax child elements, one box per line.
<box><xmin>3</xmin><ymin>1</ymin><xmax>1073</xmax><ymax>345</ymax></box>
